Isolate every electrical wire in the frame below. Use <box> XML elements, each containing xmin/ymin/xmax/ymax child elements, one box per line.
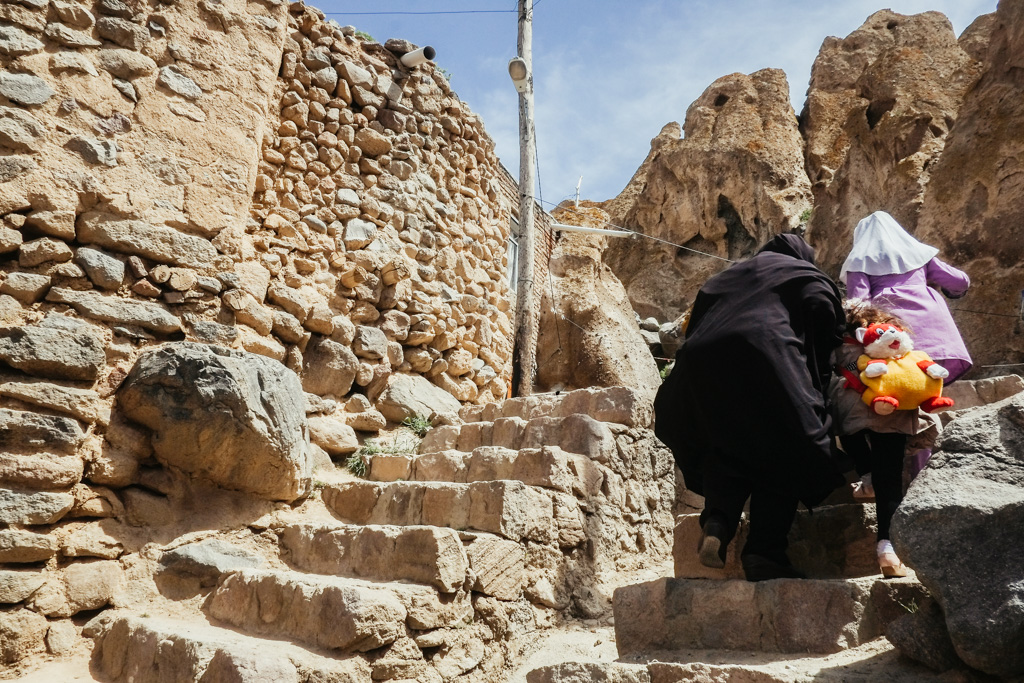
<box><xmin>523</xmin><ymin>195</ymin><xmax>736</xmax><ymax>263</ymax></box>
<box><xmin>949</xmin><ymin>307</ymin><xmax>1021</xmax><ymax>319</ymax></box>
<box><xmin>323</xmin><ymin>10</ymin><xmax>514</xmax><ymax>16</ymax></box>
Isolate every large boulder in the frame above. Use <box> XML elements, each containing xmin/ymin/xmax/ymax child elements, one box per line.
<box><xmin>602</xmin><ymin>68</ymin><xmax>811</xmax><ymax>321</ymax></box>
<box><xmin>892</xmin><ymin>391</ymin><xmax>1024</xmax><ymax>677</ymax></box>
<box><xmin>118</xmin><ymin>343</ymin><xmax>311</xmax><ymax>502</ymax></box>
<box><xmin>915</xmin><ymin>3</ymin><xmax>1024</xmax><ymax>373</ymax></box>
<box><xmin>536</xmin><ymin>206</ymin><xmax>661</xmax><ymax>399</ymax></box>
<box><xmin>803</xmin><ymin>10</ymin><xmax>989</xmax><ymax>275</ymax></box>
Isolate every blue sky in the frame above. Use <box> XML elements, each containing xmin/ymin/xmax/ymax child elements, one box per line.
<box><xmin>314</xmin><ymin>1</ymin><xmax>997</xmax><ymax>207</ymax></box>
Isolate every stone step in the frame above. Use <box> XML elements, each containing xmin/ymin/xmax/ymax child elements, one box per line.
<box><xmin>458</xmin><ymin>385</ymin><xmax>652</xmax><ymax>429</ymax></box>
<box><xmin>207</xmin><ymin>568</ymin><xmax>472</xmax><ymax>653</ymax></box>
<box><xmin>322</xmin><ymin>480</ymin><xmax>580</xmax><ymax>546</ymax></box>
<box><xmin>674</xmin><ymin>503</ymin><xmax>879</xmax><ymax>580</ymax></box>
<box><xmin>613</xmin><ymin>575</ymin><xmax>928</xmax><ymax>656</ymax></box>
<box><xmin>278</xmin><ymin>521</ymin><xmax>469</xmax><ymax>593</ymax></box>
<box><xmin>420</xmin><ymin>412</ymin><xmax>620</xmax><ymax>464</ymax></box>
<box><xmin>525</xmin><ymin>639</ymin><xmax>948</xmax><ymax>682</ymax></box>
<box><xmin>367</xmin><ymin>445</ymin><xmax>575</xmax><ymax>493</ymax></box>
<box><xmin>279</xmin><ymin>522</ymin><xmax>527</xmax><ymax>600</ymax></box>
<box><xmin>87</xmin><ymin>610</ymin><xmax>371</xmax><ymax>683</ymax></box>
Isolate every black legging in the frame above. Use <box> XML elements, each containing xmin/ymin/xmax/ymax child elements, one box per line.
<box><xmin>700</xmin><ymin>470</ymin><xmax>799</xmax><ymax>565</ymax></box>
<box><xmin>841</xmin><ymin>430</ymin><xmax>907</xmax><ymax>541</ymax></box>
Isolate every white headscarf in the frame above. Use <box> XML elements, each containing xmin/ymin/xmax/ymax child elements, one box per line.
<box><xmin>839</xmin><ymin>211</ymin><xmax>938</xmax><ymax>283</ymax></box>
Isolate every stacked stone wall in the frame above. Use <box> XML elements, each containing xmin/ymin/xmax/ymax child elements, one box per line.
<box><xmin>248</xmin><ymin>4</ymin><xmax>521</xmax><ymax>404</ymax></box>
<box><xmin>0</xmin><ymin>0</ymin><xmax>533</xmax><ymax>661</ymax></box>
<box><xmin>0</xmin><ymin>0</ymin><xmax>521</xmax><ymax>421</ymax></box>
<box><xmin>496</xmin><ymin>162</ymin><xmax>556</xmax><ymax>394</ymax></box>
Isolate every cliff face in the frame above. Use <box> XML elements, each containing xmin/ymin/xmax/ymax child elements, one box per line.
<box><xmin>604</xmin><ymin>68</ymin><xmax>811</xmax><ymax>321</ymax></box>
<box><xmin>915</xmin><ymin>1</ymin><xmax>1024</xmax><ymax>370</ymax></box>
<box><xmin>802</xmin><ymin>9</ymin><xmax>988</xmax><ymax>275</ymax></box>
<box><xmin>535</xmin><ymin>203</ymin><xmax>661</xmax><ymax>399</ymax></box>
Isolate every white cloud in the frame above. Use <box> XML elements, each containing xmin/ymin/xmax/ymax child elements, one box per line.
<box><xmin>478</xmin><ymin>0</ymin><xmax>997</xmax><ymax>205</ymax></box>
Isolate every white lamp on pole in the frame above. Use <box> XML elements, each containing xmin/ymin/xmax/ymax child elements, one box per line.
<box><xmin>508</xmin><ymin>57</ymin><xmax>529</xmax><ymax>93</ymax></box>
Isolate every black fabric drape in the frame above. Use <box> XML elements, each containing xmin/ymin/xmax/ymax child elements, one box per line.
<box><xmin>654</xmin><ymin>234</ymin><xmax>846</xmax><ymax>507</ymax></box>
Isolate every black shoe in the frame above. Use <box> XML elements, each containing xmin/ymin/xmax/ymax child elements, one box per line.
<box><xmin>741</xmin><ymin>554</ymin><xmax>806</xmax><ymax>582</ymax></box>
<box><xmin>697</xmin><ymin>515</ymin><xmax>729</xmax><ymax>569</ymax></box>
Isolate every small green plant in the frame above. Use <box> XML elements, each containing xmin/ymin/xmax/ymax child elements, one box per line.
<box><xmin>140</xmin><ymin>613</ymin><xmax>151</xmax><ymax>618</ymax></box>
<box><xmin>354</xmin><ymin>30</ymin><xmax>374</xmax><ymax>41</ymax></box>
<box><xmin>659</xmin><ymin>362</ymin><xmax>674</xmax><ymax>380</ymax></box>
<box><xmin>357</xmin><ymin>440</ymin><xmax>382</xmax><ymax>457</ymax></box>
<box><xmin>402</xmin><ymin>414</ymin><xmax>431</xmax><ymax>437</ymax></box>
<box><xmin>799</xmin><ymin>208</ymin><xmax>813</xmax><ymax>224</ymax></box>
<box><xmin>897</xmin><ymin>598</ymin><xmax>919</xmax><ymax>614</ymax></box>
<box><xmin>311</xmin><ymin>479</ymin><xmax>327</xmax><ymax>491</ymax></box>
<box><xmin>384</xmin><ymin>432</ymin><xmax>419</xmax><ymax>454</ymax></box>
<box><xmin>354</xmin><ymin>433</ymin><xmax>418</xmax><ymax>463</ymax></box>
<box><xmin>437</xmin><ymin>67</ymin><xmax>452</xmax><ymax>82</ymax></box>
<box><xmin>346</xmin><ymin>453</ymin><xmax>367</xmax><ymax>478</ymax></box>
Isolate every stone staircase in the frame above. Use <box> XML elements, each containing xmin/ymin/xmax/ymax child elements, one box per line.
<box><xmin>527</xmin><ymin>488</ymin><xmax>939</xmax><ymax>682</ymax></box>
<box><xmin>84</xmin><ymin>386</ymin><xmax>677</xmax><ymax>682</ymax></box>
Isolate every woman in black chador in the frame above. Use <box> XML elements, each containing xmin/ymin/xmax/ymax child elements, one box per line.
<box><xmin>654</xmin><ymin>233</ymin><xmax>846</xmax><ymax>581</ymax></box>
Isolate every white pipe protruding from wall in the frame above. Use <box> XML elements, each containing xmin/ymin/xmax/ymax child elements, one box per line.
<box><xmin>400</xmin><ymin>46</ymin><xmax>436</xmax><ymax>68</ymax></box>
<box><xmin>551</xmin><ymin>222</ymin><xmax>632</xmax><ymax>237</ymax></box>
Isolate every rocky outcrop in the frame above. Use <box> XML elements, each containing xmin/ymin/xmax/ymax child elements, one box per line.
<box><xmin>118</xmin><ymin>343</ymin><xmax>311</xmax><ymax>502</ymax></box>
<box><xmin>603</xmin><ymin>68</ymin><xmax>811</xmax><ymax>321</ymax></box>
<box><xmin>892</xmin><ymin>391</ymin><xmax>1024</xmax><ymax>677</ymax></box>
<box><xmin>803</xmin><ymin>10</ymin><xmax>989</xmax><ymax>275</ymax></box>
<box><xmin>535</xmin><ymin>205</ymin><xmax>660</xmax><ymax>397</ymax></box>
<box><xmin>915</xmin><ymin>2</ymin><xmax>1024</xmax><ymax>371</ymax></box>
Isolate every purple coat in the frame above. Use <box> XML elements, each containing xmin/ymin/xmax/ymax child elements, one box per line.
<box><xmin>846</xmin><ymin>258</ymin><xmax>972</xmax><ymax>382</ymax></box>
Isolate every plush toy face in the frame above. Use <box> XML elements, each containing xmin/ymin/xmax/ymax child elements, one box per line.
<box><xmin>855</xmin><ymin>323</ymin><xmax>914</xmax><ymax>360</ymax></box>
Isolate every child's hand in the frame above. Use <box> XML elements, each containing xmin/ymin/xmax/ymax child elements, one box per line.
<box><xmin>926</xmin><ymin>364</ymin><xmax>949</xmax><ymax>379</ymax></box>
<box><xmin>864</xmin><ymin>361</ymin><xmax>888</xmax><ymax>378</ymax></box>
<box><xmin>940</xmin><ymin>287</ymin><xmax>966</xmax><ymax>300</ymax></box>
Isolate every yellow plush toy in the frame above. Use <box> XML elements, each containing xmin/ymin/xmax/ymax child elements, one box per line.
<box><xmin>855</xmin><ymin>322</ymin><xmax>955</xmax><ymax>415</ymax></box>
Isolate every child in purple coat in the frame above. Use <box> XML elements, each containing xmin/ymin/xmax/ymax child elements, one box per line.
<box><xmin>840</xmin><ymin>210</ymin><xmax>972</xmax><ymax>482</ymax></box>
<box><xmin>840</xmin><ymin>211</ymin><xmax>972</xmax><ymax>382</ymax></box>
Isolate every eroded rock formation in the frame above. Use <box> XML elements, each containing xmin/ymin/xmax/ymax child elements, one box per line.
<box><xmin>915</xmin><ymin>1</ymin><xmax>1024</xmax><ymax>371</ymax></box>
<box><xmin>601</xmin><ymin>8</ymin><xmax>1019</xmax><ymax>383</ymax></box>
<box><xmin>803</xmin><ymin>9</ymin><xmax>990</xmax><ymax>274</ymax></box>
<box><xmin>536</xmin><ymin>204</ymin><xmax>661</xmax><ymax>398</ymax></box>
<box><xmin>603</xmin><ymin>68</ymin><xmax>811</xmax><ymax>321</ymax></box>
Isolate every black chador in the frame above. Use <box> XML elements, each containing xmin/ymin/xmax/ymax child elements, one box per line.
<box><xmin>654</xmin><ymin>234</ymin><xmax>846</xmax><ymax>579</ymax></box>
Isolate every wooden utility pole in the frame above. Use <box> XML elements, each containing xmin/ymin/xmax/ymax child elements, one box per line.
<box><xmin>512</xmin><ymin>0</ymin><xmax>537</xmax><ymax>397</ymax></box>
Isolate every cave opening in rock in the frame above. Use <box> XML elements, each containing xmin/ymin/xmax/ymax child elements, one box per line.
<box><xmin>717</xmin><ymin>195</ymin><xmax>757</xmax><ymax>260</ymax></box>
<box><xmin>867</xmin><ymin>98</ymin><xmax>896</xmax><ymax>129</ymax></box>
<box><xmin>714</xmin><ymin>93</ymin><xmax>730</xmax><ymax>107</ymax></box>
